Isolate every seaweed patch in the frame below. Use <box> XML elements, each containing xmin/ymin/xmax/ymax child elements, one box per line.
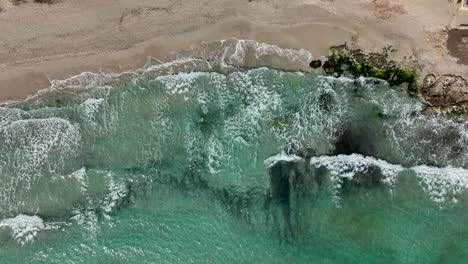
<box><xmin>313</xmin><ymin>46</ymin><xmax>418</xmax><ymax>94</ymax></box>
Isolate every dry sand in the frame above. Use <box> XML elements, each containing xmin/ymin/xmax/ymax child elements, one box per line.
<box><xmin>0</xmin><ymin>0</ymin><xmax>467</xmax><ymax>102</ymax></box>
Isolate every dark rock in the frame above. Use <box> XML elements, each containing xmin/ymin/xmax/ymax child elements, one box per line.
<box><xmin>309</xmin><ymin>60</ymin><xmax>322</xmax><ymax>69</ymax></box>
<box><xmin>322</xmin><ymin>60</ymin><xmax>336</xmax><ymax>74</ymax></box>
<box><xmin>325</xmin><ymin>44</ymin><xmax>418</xmax><ymax>94</ymax></box>
<box><xmin>367</xmin><ymin>52</ymin><xmax>392</xmax><ymax>69</ymax></box>
<box><xmin>420</xmin><ymin>74</ymin><xmax>468</xmax><ymax>107</ymax></box>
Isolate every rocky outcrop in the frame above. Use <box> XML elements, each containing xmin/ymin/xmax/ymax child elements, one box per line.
<box><xmin>421</xmin><ymin>74</ymin><xmax>468</xmax><ymax>107</ymax></box>
<box><xmin>315</xmin><ymin>45</ymin><xmax>419</xmax><ymax>93</ymax></box>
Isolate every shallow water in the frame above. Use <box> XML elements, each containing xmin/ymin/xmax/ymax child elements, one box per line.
<box><xmin>1</xmin><ymin>68</ymin><xmax>468</xmax><ymax>263</ymax></box>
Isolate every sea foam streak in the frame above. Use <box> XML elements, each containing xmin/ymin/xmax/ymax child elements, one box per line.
<box><xmin>1</xmin><ymin>38</ymin><xmax>314</xmax><ymax>107</ymax></box>
<box><xmin>0</xmin><ymin>215</ymin><xmax>62</xmax><ymax>245</ymax></box>
<box><xmin>310</xmin><ymin>154</ymin><xmax>468</xmax><ymax>204</ymax></box>
<box><xmin>264</xmin><ymin>150</ymin><xmax>303</xmax><ymax>168</ymax></box>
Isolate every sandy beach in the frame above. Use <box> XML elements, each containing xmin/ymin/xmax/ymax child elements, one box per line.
<box><xmin>0</xmin><ymin>0</ymin><xmax>467</xmax><ymax>102</ymax></box>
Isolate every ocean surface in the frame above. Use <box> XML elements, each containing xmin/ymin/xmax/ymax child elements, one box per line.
<box><xmin>1</xmin><ymin>66</ymin><xmax>468</xmax><ymax>263</ymax></box>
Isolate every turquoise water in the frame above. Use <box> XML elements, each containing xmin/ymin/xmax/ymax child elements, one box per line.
<box><xmin>1</xmin><ymin>68</ymin><xmax>468</xmax><ymax>263</ymax></box>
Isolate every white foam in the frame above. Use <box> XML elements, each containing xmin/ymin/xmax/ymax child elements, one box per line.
<box><xmin>413</xmin><ymin>165</ymin><xmax>468</xmax><ymax>203</ymax></box>
<box><xmin>252</xmin><ymin>40</ymin><xmax>313</xmax><ymax>63</ymax></box>
<box><xmin>224</xmin><ymin>70</ymin><xmax>283</xmax><ymax>146</ymax></box>
<box><xmin>100</xmin><ymin>173</ymin><xmax>128</xmax><ymax>213</ymax></box>
<box><xmin>70</xmin><ymin>207</ymin><xmax>99</xmax><ymax>235</ymax></box>
<box><xmin>79</xmin><ymin>98</ymin><xmax>104</xmax><ymax>128</ymax></box>
<box><xmin>68</xmin><ymin>167</ymin><xmax>88</xmax><ymax>193</ymax></box>
<box><xmin>310</xmin><ymin>154</ymin><xmax>404</xmax><ymax>204</ymax></box>
<box><xmin>227</xmin><ymin>39</ymin><xmax>246</xmax><ymax>66</ymax></box>
<box><xmin>387</xmin><ymin>114</ymin><xmax>468</xmax><ymax>168</ymax></box>
<box><xmin>0</xmin><ymin>107</ymin><xmax>28</xmax><ymax>126</ymax></box>
<box><xmin>0</xmin><ymin>215</ymin><xmax>59</xmax><ymax>245</ymax></box>
<box><xmin>50</xmin><ymin>72</ymin><xmax>116</xmax><ymax>90</ymax></box>
<box><xmin>70</xmin><ymin>171</ymin><xmax>129</xmax><ymax>235</ymax></box>
<box><xmin>190</xmin><ymin>38</ymin><xmax>314</xmax><ymax>71</ymax></box>
<box><xmin>0</xmin><ymin>38</ymin><xmax>314</xmax><ymax>107</ymax></box>
<box><xmin>0</xmin><ymin>118</ymin><xmax>81</xmax><ymax>216</ymax></box>
<box><xmin>310</xmin><ymin>154</ymin><xmax>468</xmax><ymax>204</ymax></box>
<box><xmin>310</xmin><ymin>154</ymin><xmax>404</xmax><ymax>184</ymax></box>
<box><xmin>159</xmin><ymin>72</ymin><xmax>214</xmax><ymax>100</ymax></box>
<box><xmin>284</xmin><ymin>81</ymin><xmax>346</xmax><ymax>152</ymax></box>
<box><xmin>207</xmin><ymin>135</ymin><xmax>225</xmax><ymax>174</ymax></box>
<box><xmin>264</xmin><ymin>150</ymin><xmax>303</xmax><ymax>168</ymax></box>
<box><xmin>3</xmin><ymin>58</ymin><xmax>210</xmax><ymax>107</ymax></box>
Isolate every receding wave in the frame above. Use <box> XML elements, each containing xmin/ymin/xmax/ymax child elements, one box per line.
<box><xmin>2</xmin><ymin>39</ymin><xmax>314</xmax><ymax>107</ymax></box>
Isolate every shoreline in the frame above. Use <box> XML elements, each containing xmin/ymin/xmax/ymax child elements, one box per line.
<box><xmin>1</xmin><ymin>0</ymin><xmax>467</xmax><ymax>103</ymax></box>
<box><xmin>0</xmin><ymin>38</ymin><xmax>320</xmax><ymax>106</ymax></box>
<box><xmin>0</xmin><ymin>20</ymin><xmax>350</xmax><ymax>103</ymax></box>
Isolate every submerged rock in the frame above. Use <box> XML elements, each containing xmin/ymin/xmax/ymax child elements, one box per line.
<box><xmin>341</xmin><ymin>164</ymin><xmax>384</xmax><ymax>194</ymax></box>
<box><xmin>264</xmin><ymin>147</ymin><xmax>323</xmax><ymax>240</ymax></box>
<box><xmin>266</xmin><ymin>158</ymin><xmax>298</xmax><ymax>240</ymax></box>
<box><xmin>214</xmin><ymin>186</ymin><xmax>267</xmax><ymax>224</ymax></box>
<box><xmin>334</xmin><ymin>127</ymin><xmax>375</xmax><ymax>156</ymax></box>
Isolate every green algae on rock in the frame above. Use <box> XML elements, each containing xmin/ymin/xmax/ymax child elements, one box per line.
<box><xmin>314</xmin><ymin>47</ymin><xmax>418</xmax><ymax>94</ymax></box>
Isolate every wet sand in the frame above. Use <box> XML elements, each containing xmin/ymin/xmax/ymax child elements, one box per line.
<box><xmin>0</xmin><ymin>0</ymin><xmax>467</xmax><ymax>102</ymax></box>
